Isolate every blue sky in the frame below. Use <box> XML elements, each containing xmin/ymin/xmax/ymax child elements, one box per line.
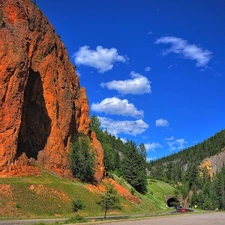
<box><xmin>37</xmin><ymin>0</ymin><xmax>225</xmax><ymax>161</ymax></box>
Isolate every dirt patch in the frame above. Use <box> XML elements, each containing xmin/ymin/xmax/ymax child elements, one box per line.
<box><xmin>104</xmin><ymin>178</ymin><xmax>140</xmax><ymax>204</ymax></box>
<box><xmin>85</xmin><ymin>178</ymin><xmax>140</xmax><ymax>204</ymax></box>
<box><xmin>28</xmin><ymin>184</ymin><xmax>70</xmax><ymax>202</ymax></box>
<box><xmin>0</xmin><ymin>184</ymin><xmax>19</xmax><ymax>217</ymax></box>
<box><xmin>84</xmin><ymin>183</ymin><xmax>106</xmax><ymax>194</ymax></box>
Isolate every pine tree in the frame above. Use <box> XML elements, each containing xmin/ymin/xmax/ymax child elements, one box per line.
<box><xmin>97</xmin><ymin>184</ymin><xmax>121</xmax><ymax>219</ymax></box>
<box><xmin>90</xmin><ymin>115</ymin><xmax>101</xmax><ymax>135</ymax></box>
<box><xmin>121</xmin><ymin>141</ymin><xmax>147</xmax><ymax>193</ymax></box>
<box><xmin>69</xmin><ymin>135</ymin><xmax>95</xmax><ymax>183</ymax></box>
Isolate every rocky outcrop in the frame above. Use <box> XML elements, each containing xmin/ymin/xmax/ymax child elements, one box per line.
<box><xmin>0</xmin><ymin>0</ymin><xmax>104</xmax><ymax>181</ymax></box>
<box><xmin>200</xmin><ymin>147</ymin><xmax>225</xmax><ymax>179</ymax></box>
<box><xmin>74</xmin><ymin>88</ymin><xmax>105</xmax><ymax>182</ymax></box>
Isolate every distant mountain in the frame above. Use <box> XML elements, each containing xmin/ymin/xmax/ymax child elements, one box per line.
<box><xmin>147</xmin><ymin>129</ymin><xmax>225</xmax><ymax>182</ymax></box>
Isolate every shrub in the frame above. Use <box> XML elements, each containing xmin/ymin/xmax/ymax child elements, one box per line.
<box><xmin>72</xmin><ymin>199</ymin><xmax>85</xmax><ymax>213</ymax></box>
<box><xmin>130</xmin><ymin>187</ymin><xmax>135</xmax><ymax>195</ymax></box>
<box><xmin>65</xmin><ymin>215</ymin><xmax>87</xmax><ymax>224</ymax></box>
<box><xmin>16</xmin><ymin>203</ymin><xmax>21</xmax><ymax>208</ymax></box>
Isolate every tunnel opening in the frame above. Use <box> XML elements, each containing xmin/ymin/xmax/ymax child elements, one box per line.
<box><xmin>17</xmin><ymin>69</ymin><xmax>51</xmax><ymax>160</ymax></box>
<box><xmin>167</xmin><ymin>197</ymin><xmax>180</xmax><ymax>208</ymax></box>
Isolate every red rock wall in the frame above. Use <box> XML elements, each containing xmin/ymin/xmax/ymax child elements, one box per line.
<box><xmin>0</xmin><ymin>0</ymin><xmax>104</xmax><ymax>181</ymax></box>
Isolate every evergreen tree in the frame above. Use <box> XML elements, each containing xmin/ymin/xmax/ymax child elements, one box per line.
<box><xmin>69</xmin><ymin>135</ymin><xmax>95</xmax><ymax>183</ymax></box>
<box><xmin>90</xmin><ymin>115</ymin><xmax>101</xmax><ymax>135</ymax></box>
<box><xmin>121</xmin><ymin>141</ymin><xmax>147</xmax><ymax>193</ymax></box>
<box><xmin>138</xmin><ymin>143</ymin><xmax>147</xmax><ymax>161</ymax></box>
<box><xmin>191</xmin><ymin>190</ymin><xmax>198</xmax><ymax>206</ymax></box>
<box><xmin>97</xmin><ymin>184</ymin><xmax>121</xmax><ymax>219</ymax></box>
<box><xmin>103</xmin><ymin>143</ymin><xmax>115</xmax><ymax>171</ymax></box>
<box><xmin>203</xmin><ymin>197</ymin><xmax>213</xmax><ymax>210</ymax></box>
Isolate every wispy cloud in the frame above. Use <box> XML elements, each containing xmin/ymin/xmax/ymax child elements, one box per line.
<box><xmin>100</xmin><ymin>71</ymin><xmax>151</xmax><ymax>95</ymax></box>
<box><xmin>155</xmin><ymin>36</ymin><xmax>212</xmax><ymax>67</ymax></box>
<box><xmin>98</xmin><ymin>117</ymin><xmax>149</xmax><ymax>136</ymax></box>
<box><xmin>91</xmin><ymin>97</ymin><xmax>144</xmax><ymax>118</ymax></box>
<box><xmin>166</xmin><ymin>138</ymin><xmax>187</xmax><ymax>151</ymax></box>
<box><xmin>145</xmin><ymin>142</ymin><xmax>162</xmax><ymax>152</ymax></box>
<box><xmin>73</xmin><ymin>45</ymin><xmax>127</xmax><ymax>73</ymax></box>
<box><xmin>164</xmin><ymin>136</ymin><xmax>175</xmax><ymax>141</ymax></box>
<box><xmin>76</xmin><ymin>70</ymin><xmax>81</xmax><ymax>77</ymax></box>
<box><xmin>156</xmin><ymin>118</ymin><xmax>169</xmax><ymax>127</ymax></box>
<box><xmin>145</xmin><ymin>66</ymin><xmax>151</xmax><ymax>72</ymax></box>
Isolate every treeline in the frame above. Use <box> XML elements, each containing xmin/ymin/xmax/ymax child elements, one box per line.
<box><xmin>148</xmin><ymin>129</ymin><xmax>225</xmax><ymax>169</ymax></box>
<box><xmin>90</xmin><ymin>115</ymin><xmax>148</xmax><ymax>193</ymax></box>
<box><xmin>147</xmin><ymin>129</ymin><xmax>225</xmax><ymax>209</ymax></box>
<box><xmin>190</xmin><ymin>166</ymin><xmax>225</xmax><ymax>209</ymax></box>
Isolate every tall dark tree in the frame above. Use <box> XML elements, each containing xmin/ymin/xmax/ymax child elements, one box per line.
<box><xmin>90</xmin><ymin>115</ymin><xmax>101</xmax><ymax>134</ymax></box>
<box><xmin>138</xmin><ymin>143</ymin><xmax>147</xmax><ymax>161</ymax></box>
<box><xmin>121</xmin><ymin>141</ymin><xmax>147</xmax><ymax>193</ymax></box>
<box><xmin>69</xmin><ymin>135</ymin><xmax>95</xmax><ymax>183</ymax></box>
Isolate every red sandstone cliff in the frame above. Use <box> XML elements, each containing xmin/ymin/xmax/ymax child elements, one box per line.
<box><xmin>0</xmin><ymin>0</ymin><xmax>104</xmax><ymax>181</ymax></box>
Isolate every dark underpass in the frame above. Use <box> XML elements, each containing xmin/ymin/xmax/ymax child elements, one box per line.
<box><xmin>167</xmin><ymin>197</ymin><xmax>180</xmax><ymax>207</ymax></box>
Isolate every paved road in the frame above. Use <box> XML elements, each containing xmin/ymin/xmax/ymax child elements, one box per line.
<box><xmin>0</xmin><ymin>218</ymin><xmax>66</xmax><ymax>225</ymax></box>
<box><xmin>0</xmin><ymin>213</ymin><xmax>224</xmax><ymax>225</ymax></box>
<box><xmin>96</xmin><ymin>213</ymin><xmax>225</xmax><ymax>225</ymax></box>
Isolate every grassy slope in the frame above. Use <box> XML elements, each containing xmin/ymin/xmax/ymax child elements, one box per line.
<box><xmin>0</xmin><ymin>171</ymin><xmax>175</xmax><ymax>219</ymax></box>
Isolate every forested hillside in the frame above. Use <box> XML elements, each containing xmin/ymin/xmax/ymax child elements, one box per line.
<box><xmin>90</xmin><ymin>115</ymin><xmax>148</xmax><ymax>193</ymax></box>
<box><xmin>147</xmin><ymin>129</ymin><xmax>225</xmax><ymax>181</ymax></box>
<box><xmin>147</xmin><ymin>129</ymin><xmax>225</xmax><ymax>210</ymax></box>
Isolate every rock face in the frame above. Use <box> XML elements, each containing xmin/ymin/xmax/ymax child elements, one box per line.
<box><xmin>200</xmin><ymin>147</ymin><xmax>225</xmax><ymax>179</ymax></box>
<box><xmin>0</xmin><ymin>0</ymin><xmax>104</xmax><ymax>181</ymax></box>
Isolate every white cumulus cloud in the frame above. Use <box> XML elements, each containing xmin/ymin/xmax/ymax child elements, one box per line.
<box><xmin>145</xmin><ymin>142</ymin><xmax>162</xmax><ymax>152</ymax></box>
<box><xmin>100</xmin><ymin>71</ymin><xmax>151</xmax><ymax>95</ymax></box>
<box><xmin>155</xmin><ymin>36</ymin><xmax>212</xmax><ymax>67</ymax></box>
<box><xmin>91</xmin><ymin>97</ymin><xmax>144</xmax><ymax>118</ymax></box>
<box><xmin>167</xmin><ymin>138</ymin><xmax>187</xmax><ymax>151</ymax></box>
<box><xmin>73</xmin><ymin>45</ymin><xmax>127</xmax><ymax>73</ymax></box>
<box><xmin>156</xmin><ymin>119</ymin><xmax>169</xmax><ymax>127</ymax></box>
<box><xmin>98</xmin><ymin>117</ymin><xmax>149</xmax><ymax>136</ymax></box>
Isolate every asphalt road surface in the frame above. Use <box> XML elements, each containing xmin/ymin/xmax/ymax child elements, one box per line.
<box><xmin>97</xmin><ymin>213</ymin><xmax>225</xmax><ymax>225</ymax></box>
<box><xmin>0</xmin><ymin>212</ymin><xmax>224</xmax><ymax>225</ymax></box>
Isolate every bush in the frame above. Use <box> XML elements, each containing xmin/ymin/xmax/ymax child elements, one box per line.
<box><xmin>16</xmin><ymin>203</ymin><xmax>21</xmax><ymax>208</ymax></box>
<box><xmin>130</xmin><ymin>187</ymin><xmax>135</xmax><ymax>195</ymax></box>
<box><xmin>65</xmin><ymin>215</ymin><xmax>87</xmax><ymax>224</ymax></box>
<box><xmin>72</xmin><ymin>199</ymin><xmax>85</xmax><ymax>212</ymax></box>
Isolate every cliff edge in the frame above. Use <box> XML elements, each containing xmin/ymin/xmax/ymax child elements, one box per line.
<box><xmin>0</xmin><ymin>0</ymin><xmax>104</xmax><ymax>181</ymax></box>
